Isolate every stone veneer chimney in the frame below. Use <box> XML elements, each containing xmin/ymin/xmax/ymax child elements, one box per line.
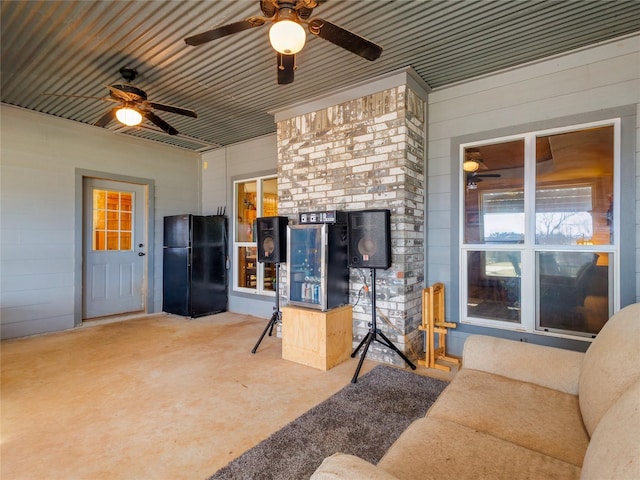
<box><xmin>273</xmin><ymin>69</ymin><xmax>429</xmax><ymax>365</ymax></box>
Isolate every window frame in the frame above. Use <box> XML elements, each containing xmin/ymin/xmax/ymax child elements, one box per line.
<box><xmin>459</xmin><ymin>119</ymin><xmax>620</xmax><ymax>340</ymax></box>
<box><xmin>232</xmin><ymin>174</ymin><xmax>278</xmax><ymax>296</ymax></box>
<box><xmin>92</xmin><ymin>189</ymin><xmax>134</xmax><ymax>251</ymax></box>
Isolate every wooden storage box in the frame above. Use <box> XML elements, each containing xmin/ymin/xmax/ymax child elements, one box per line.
<box><xmin>281</xmin><ymin>305</ymin><xmax>353</xmax><ymax>371</ymax></box>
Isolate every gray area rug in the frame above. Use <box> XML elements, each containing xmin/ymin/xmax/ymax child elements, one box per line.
<box><xmin>208</xmin><ymin>365</ymin><xmax>449</xmax><ymax>480</ymax></box>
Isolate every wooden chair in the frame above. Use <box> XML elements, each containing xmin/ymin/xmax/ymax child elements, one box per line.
<box><xmin>418</xmin><ymin>282</ymin><xmax>460</xmax><ymax>371</ymax></box>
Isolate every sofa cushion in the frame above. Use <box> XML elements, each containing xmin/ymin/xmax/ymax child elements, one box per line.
<box><xmin>579</xmin><ymin>303</ymin><xmax>640</xmax><ymax>436</ymax></box>
<box><xmin>311</xmin><ymin>453</ymin><xmax>401</xmax><ymax>480</ymax></box>
<box><xmin>378</xmin><ymin>417</ymin><xmax>581</xmax><ymax>480</ymax></box>
<box><xmin>462</xmin><ymin>335</ymin><xmax>583</xmax><ymax>394</ymax></box>
<box><xmin>580</xmin><ymin>379</ymin><xmax>640</xmax><ymax>479</ymax></box>
<box><xmin>426</xmin><ymin>369</ymin><xmax>589</xmax><ymax>466</ymax></box>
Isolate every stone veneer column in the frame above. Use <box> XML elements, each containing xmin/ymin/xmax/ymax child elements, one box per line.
<box><xmin>275</xmin><ymin>71</ymin><xmax>428</xmax><ymax>365</ymax></box>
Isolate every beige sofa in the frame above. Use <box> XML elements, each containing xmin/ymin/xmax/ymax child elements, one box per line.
<box><xmin>311</xmin><ymin>303</ymin><xmax>640</xmax><ymax>479</ymax></box>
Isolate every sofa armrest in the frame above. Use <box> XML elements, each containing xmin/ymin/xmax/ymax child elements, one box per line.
<box><xmin>462</xmin><ymin>335</ymin><xmax>584</xmax><ymax>394</ymax></box>
<box><xmin>310</xmin><ymin>453</ymin><xmax>402</xmax><ymax>480</ymax></box>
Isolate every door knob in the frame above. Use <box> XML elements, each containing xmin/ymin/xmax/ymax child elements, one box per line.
<box><xmin>138</xmin><ymin>252</ymin><xmax>146</xmax><ymax>256</ymax></box>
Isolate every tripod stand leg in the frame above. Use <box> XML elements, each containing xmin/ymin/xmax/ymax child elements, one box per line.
<box><xmin>351</xmin><ymin>331</ymin><xmax>374</xmax><ymax>383</ymax></box>
<box><xmin>268</xmin><ymin>318</ymin><xmax>277</xmax><ymax>336</ymax></box>
<box><xmin>350</xmin><ymin>331</ymin><xmax>370</xmax><ymax>358</ymax></box>
<box><xmin>376</xmin><ymin>329</ymin><xmax>417</xmax><ymax>370</ymax></box>
<box><xmin>251</xmin><ymin>311</ymin><xmax>278</xmax><ymax>354</ymax></box>
<box><xmin>252</xmin><ymin>263</ymin><xmax>281</xmax><ymax>354</ymax></box>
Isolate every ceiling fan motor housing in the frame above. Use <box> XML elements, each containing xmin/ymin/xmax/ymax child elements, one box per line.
<box><xmin>110</xmin><ymin>84</ymin><xmax>147</xmax><ymax>102</ymax></box>
<box><xmin>119</xmin><ymin>67</ymin><xmax>138</xmax><ymax>83</ymax></box>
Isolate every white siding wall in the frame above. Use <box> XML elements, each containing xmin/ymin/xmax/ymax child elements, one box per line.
<box><xmin>0</xmin><ymin>106</ymin><xmax>199</xmax><ymax>339</ymax></box>
<box><xmin>201</xmin><ymin>134</ymin><xmax>278</xmax><ymax>318</ymax></box>
<box><xmin>201</xmin><ymin>148</ymin><xmax>227</xmax><ymax>215</ymax></box>
<box><xmin>427</xmin><ymin>34</ymin><xmax>640</xmax><ymax>354</ymax></box>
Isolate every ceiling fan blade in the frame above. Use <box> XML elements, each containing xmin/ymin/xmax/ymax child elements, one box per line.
<box><xmin>184</xmin><ymin>17</ymin><xmax>267</xmax><ymax>46</ymax></box>
<box><xmin>260</xmin><ymin>0</ymin><xmax>278</xmax><ymax>17</ymax></box>
<box><xmin>308</xmin><ymin>18</ymin><xmax>382</xmax><ymax>61</ymax></box>
<box><xmin>143</xmin><ymin>111</ymin><xmax>179</xmax><ymax>135</ymax></box>
<box><xmin>477</xmin><ymin>174</ymin><xmax>501</xmax><ymax>178</ymax></box>
<box><xmin>148</xmin><ymin>102</ymin><xmax>197</xmax><ymax>118</ymax></box>
<box><xmin>277</xmin><ymin>53</ymin><xmax>295</xmax><ymax>85</ymax></box>
<box><xmin>94</xmin><ymin>109</ymin><xmax>116</xmax><ymax>128</ymax></box>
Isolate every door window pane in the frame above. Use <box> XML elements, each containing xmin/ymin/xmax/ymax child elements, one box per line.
<box><xmin>92</xmin><ymin>189</ymin><xmax>133</xmax><ymax>251</ymax></box>
<box><xmin>120</xmin><ymin>233</ymin><xmax>132</xmax><ymax>250</ymax></box>
<box><xmin>120</xmin><ymin>212</ymin><xmax>131</xmax><ymax>230</ymax></box>
<box><xmin>107</xmin><ymin>232</ymin><xmax>119</xmax><ymax>250</ymax></box>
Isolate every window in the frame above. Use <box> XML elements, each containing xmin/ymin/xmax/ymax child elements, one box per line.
<box><xmin>461</xmin><ymin>122</ymin><xmax>617</xmax><ymax>338</ymax></box>
<box><xmin>233</xmin><ymin>176</ymin><xmax>278</xmax><ymax>295</ymax></box>
<box><xmin>92</xmin><ymin>189</ymin><xmax>133</xmax><ymax>250</ymax></box>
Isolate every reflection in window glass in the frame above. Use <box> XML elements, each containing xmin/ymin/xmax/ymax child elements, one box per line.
<box><xmin>263</xmin><ymin>263</ymin><xmax>276</xmax><ymax>292</ymax></box>
<box><xmin>537</xmin><ymin>251</ymin><xmax>610</xmax><ymax>335</ymax></box>
<box><xmin>262</xmin><ymin>178</ymin><xmax>278</xmax><ymax>217</ymax></box>
<box><xmin>238</xmin><ymin>246</ymin><xmax>257</xmax><ymax>290</ymax></box>
<box><xmin>464</xmin><ymin>140</ymin><xmax>524</xmax><ymax>244</ymax></box>
<box><xmin>237</xmin><ymin>181</ymin><xmax>257</xmax><ymax>243</ymax></box>
<box><xmin>466</xmin><ymin>250</ymin><xmax>521</xmax><ymax>324</ymax></box>
<box><xmin>481</xmin><ymin>190</ymin><xmax>525</xmax><ymax>243</ymax></box>
<box><xmin>536</xmin><ymin>127</ymin><xmax>613</xmax><ymax>246</ymax></box>
<box><xmin>535</xmin><ymin>186</ymin><xmax>594</xmax><ymax>244</ymax></box>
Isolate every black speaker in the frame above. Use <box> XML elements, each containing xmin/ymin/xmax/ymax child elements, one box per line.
<box><xmin>257</xmin><ymin>216</ymin><xmax>288</xmax><ymax>263</ymax></box>
<box><xmin>347</xmin><ymin>210</ymin><xmax>391</xmax><ymax>269</ymax></box>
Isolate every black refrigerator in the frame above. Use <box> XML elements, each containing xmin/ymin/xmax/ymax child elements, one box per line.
<box><xmin>163</xmin><ymin>214</ymin><xmax>228</xmax><ymax>317</ymax></box>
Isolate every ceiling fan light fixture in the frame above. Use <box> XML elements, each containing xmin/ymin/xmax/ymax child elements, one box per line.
<box><xmin>269</xmin><ymin>19</ymin><xmax>306</xmax><ymax>54</ymax></box>
<box><xmin>463</xmin><ymin>160</ymin><xmax>480</xmax><ymax>172</ymax></box>
<box><xmin>116</xmin><ymin>106</ymin><xmax>143</xmax><ymax>126</ymax></box>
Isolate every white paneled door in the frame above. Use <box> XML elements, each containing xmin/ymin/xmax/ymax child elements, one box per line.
<box><xmin>83</xmin><ymin>178</ymin><xmax>147</xmax><ymax>319</ymax></box>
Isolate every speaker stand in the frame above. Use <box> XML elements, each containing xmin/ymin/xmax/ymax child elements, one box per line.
<box><xmin>251</xmin><ymin>263</ymin><xmax>281</xmax><ymax>354</ymax></box>
<box><xmin>350</xmin><ymin>268</ymin><xmax>416</xmax><ymax>383</ymax></box>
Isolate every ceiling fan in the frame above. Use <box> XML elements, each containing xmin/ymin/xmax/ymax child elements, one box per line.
<box><xmin>184</xmin><ymin>0</ymin><xmax>383</xmax><ymax>85</ymax></box>
<box><xmin>463</xmin><ymin>149</ymin><xmax>502</xmax><ymax>189</ymax></box>
<box><xmin>43</xmin><ymin>67</ymin><xmax>197</xmax><ymax>135</ymax></box>
<box><xmin>463</xmin><ymin>148</ymin><xmax>490</xmax><ymax>172</ymax></box>
<box><xmin>466</xmin><ymin>171</ymin><xmax>501</xmax><ymax>190</ymax></box>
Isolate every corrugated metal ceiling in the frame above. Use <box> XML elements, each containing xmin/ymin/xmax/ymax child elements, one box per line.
<box><xmin>2</xmin><ymin>0</ymin><xmax>639</xmax><ymax>151</ymax></box>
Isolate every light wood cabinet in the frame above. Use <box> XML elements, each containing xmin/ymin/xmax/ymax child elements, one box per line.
<box><xmin>281</xmin><ymin>305</ymin><xmax>353</xmax><ymax>371</ymax></box>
